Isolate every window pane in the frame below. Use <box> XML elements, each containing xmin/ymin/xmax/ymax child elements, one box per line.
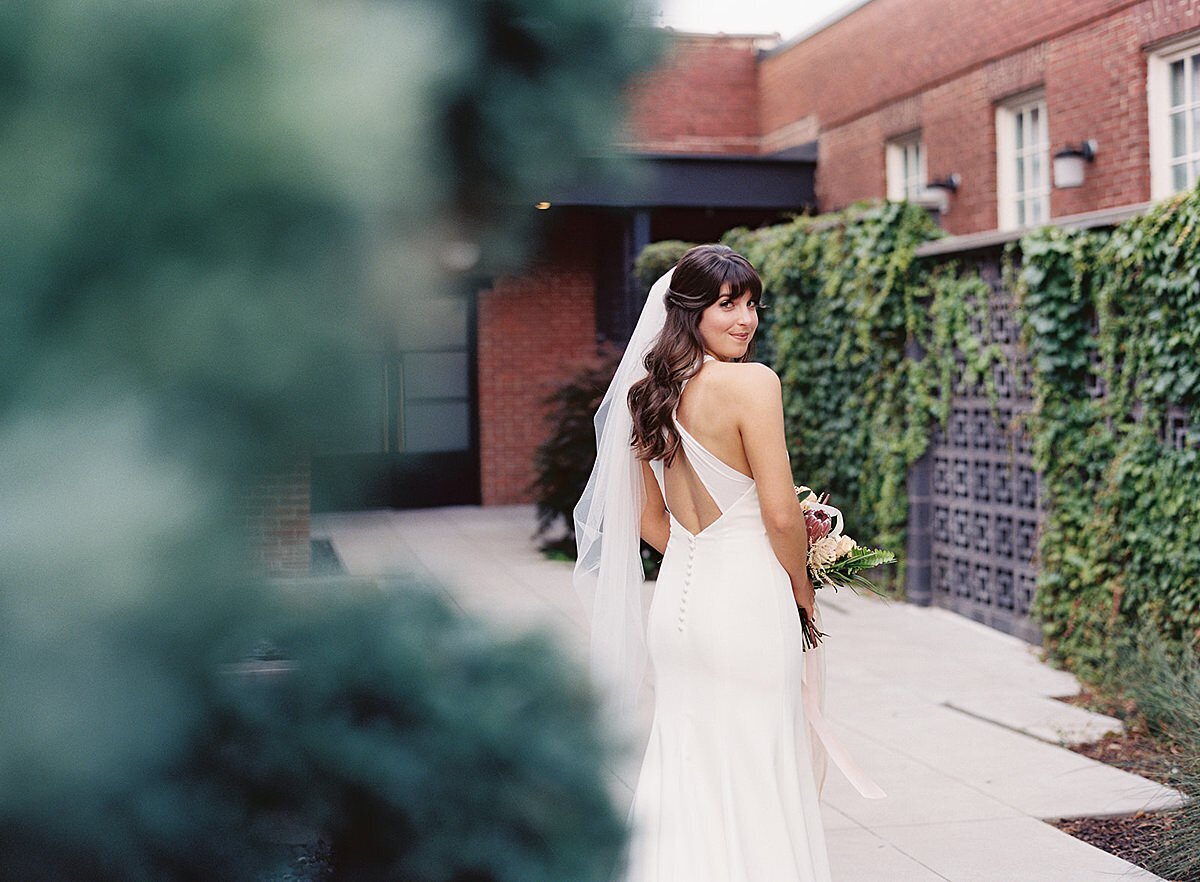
<box><xmin>1172</xmin><ymin>110</ymin><xmax>1187</xmax><ymax>159</ymax></box>
<box><xmin>1193</xmin><ymin>106</ymin><xmax>1200</xmax><ymax>154</ymax></box>
<box><xmin>1015</xmin><ymin>112</ymin><xmax>1024</xmax><ymax>150</ymax></box>
<box><xmin>1173</xmin><ymin>161</ymin><xmax>1188</xmax><ymax>191</ymax></box>
<box><xmin>1031</xmin><ymin>152</ymin><xmax>1042</xmax><ymax>189</ymax></box>
<box><xmin>1031</xmin><ymin>198</ymin><xmax>1044</xmax><ymax>225</ymax></box>
<box><xmin>404</xmin><ymin>351</ymin><xmax>468</xmax><ymax>400</ymax></box>
<box><xmin>1192</xmin><ymin>160</ymin><xmax>1200</xmax><ymax>188</ymax></box>
<box><xmin>396</xmin><ymin>297</ymin><xmax>469</xmax><ymax>351</ymax></box>
<box><xmin>404</xmin><ymin>401</ymin><xmax>470</xmax><ymax>452</ymax></box>
<box><xmin>1017</xmin><ymin>199</ymin><xmax>1026</xmax><ymax>226</ymax></box>
<box><xmin>1192</xmin><ymin>54</ymin><xmax>1200</xmax><ymax>106</ymax></box>
<box><xmin>1030</xmin><ymin>105</ymin><xmax>1040</xmax><ymax>143</ymax></box>
<box><xmin>1016</xmin><ymin>154</ymin><xmax>1025</xmax><ymax>192</ymax></box>
<box><xmin>1171</xmin><ymin>59</ymin><xmax>1186</xmax><ymax>108</ymax></box>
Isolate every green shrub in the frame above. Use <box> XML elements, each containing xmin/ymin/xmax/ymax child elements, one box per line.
<box><xmin>530</xmin><ymin>352</ymin><xmax>663</xmax><ymax>578</ymax></box>
<box><xmin>242</xmin><ymin>578</ymin><xmax>629</xmax><ymax>882</ymax></box>
<box><xmin>633</xmin><ymin>239</ymin><xmax>695</xmax><ymax>291</ymax></box>
<box><xmin>530</xmin><ymin>351</ymin><xmax>621</xmax><ymax>550</ymax></box>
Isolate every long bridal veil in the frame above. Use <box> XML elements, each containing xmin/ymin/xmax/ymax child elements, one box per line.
<box><xmin>572</xmin><ymin>266</ymin><xmax>674</xmax><ymax>747</ymax></box>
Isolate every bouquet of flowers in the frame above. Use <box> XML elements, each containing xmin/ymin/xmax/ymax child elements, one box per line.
<box><xmin>794</xmin><ymin>484</ymin><xmax>896</xmax><ymax>650</ymax></box>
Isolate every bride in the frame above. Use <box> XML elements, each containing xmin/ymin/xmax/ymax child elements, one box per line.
<box><xmin>574</xmin><ymin>244</ymin><xmax>884</xmax><ymax>882</ymax></box>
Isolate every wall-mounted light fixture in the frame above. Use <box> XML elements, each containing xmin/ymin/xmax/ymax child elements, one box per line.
<box><xmin>1052</xmin><ymin>140</ymin><xmax>1097</xmax><ymax>189</ymax></box>
<box><xmin>534</xmin><ymin>201</ymin><xmax>552</xmax><ymax>210</ymax></box>
<box><xmin>918</xmin><ymin>173</ymin><xmax>961</xmax><ymax>214</ymax></box>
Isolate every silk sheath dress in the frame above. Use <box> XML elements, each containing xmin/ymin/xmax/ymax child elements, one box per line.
<box><xmin>615</xmin><ymin>358</ymin><xmax>884</xmax><ymax>882</ymax></box>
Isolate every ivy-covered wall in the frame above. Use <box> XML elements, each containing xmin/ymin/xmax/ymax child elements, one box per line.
<box><xmin>715</xmin><ymin>187</ymin><xmax>1200</xmax><ymax>678</ymax></box>
<box><xmin>723</xmin><ymin>202</ymin><xmax>1004</xmax><ymax>593</ymax></box>
<box><xmin>1016</xmin><ymin>191</ymin><xmax>1200</xmax><ymax>681</ymax></box>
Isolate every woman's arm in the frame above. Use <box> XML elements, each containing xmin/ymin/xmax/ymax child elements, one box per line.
<box><xmin>734</xmin><ymin>364</ymin><xmax>815</xmax><ymax>620</ymax></box>
<box><xmin>640</xmin><ymin>459</ymin><xmax>670</xmax><ymax>555</ymax></box>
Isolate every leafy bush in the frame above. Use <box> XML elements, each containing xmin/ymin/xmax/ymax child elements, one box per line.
<box><xmin>530</xmin><ymin>350</ymin><xmax>621</xmax><ymax>550</ymax></box>
<box><xmin>633</xmin><ymin>239</ymin><xmax>695</xmax><ymax>291</ymax></box>
<box><xmin>530</xmin><ymin>351</ymin><xmax>663</xmax><ymax>578</ymax></box>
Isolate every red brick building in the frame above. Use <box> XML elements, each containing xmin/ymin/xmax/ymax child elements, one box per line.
<box><xmin>760</xmin><ymin>0</ymin><xmax>1200</xmax><ymax>235</ymax></box>
<box><xmin>294</xmin><ymin>3</ymin><xmax>1200</xmax><ymax>558</ymax></box>
<box><xmin>308</xmin><ymin>32</ymin><xmax>816</xmax><ymax>520</ymax></box>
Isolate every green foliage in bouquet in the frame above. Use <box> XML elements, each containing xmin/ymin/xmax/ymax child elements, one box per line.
<box><xmin>724</xmin><ymin>202</ymin><xmax>1006</xmax><ymax>593</ymax></box>
<box><xmin>815</xmin><ymin>546</ymin><xmax>898</xmax><ymax>596</ymax></box>
<box><xmin>1016</xmin><ymin>184</ymin><xmax>1200</xmax><ymax>684</ymax></box>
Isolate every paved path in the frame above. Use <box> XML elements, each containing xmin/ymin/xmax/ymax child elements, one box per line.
<box><xmin>313</xmin><ymin>505</ymin><xmax>1184</xmax><ymax>882</ymax></box>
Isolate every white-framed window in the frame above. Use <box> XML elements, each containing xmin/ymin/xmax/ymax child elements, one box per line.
<box><xmin>885</xmin><ymin>133</ymin><xmax>926</xmax><ymax>201</ymax></box>
<box><xmin>995</xmin><ymin>90</ymin><xmax>1050</xmax><ymax>230</ymax></box>
<box><xmin>1148</xmin><ymin>35</ymin><xmax>1200</xmax><ymax>200</ymax></box>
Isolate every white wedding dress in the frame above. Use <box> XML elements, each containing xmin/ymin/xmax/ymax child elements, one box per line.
<box><xmin>615</xmin><ymin>358</ymin><xmax>883</xmax><ymax>882</ymax></box>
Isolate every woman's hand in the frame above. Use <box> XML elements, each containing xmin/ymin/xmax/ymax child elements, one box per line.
<box><xmin>792</xmin><ymin>574</ymin><xmax>816</xmax><ymax>623</ymax></box>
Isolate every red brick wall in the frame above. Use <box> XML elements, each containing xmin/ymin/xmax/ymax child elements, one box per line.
<box><xmin>760</xmin><ymin>0</ymin><xmax>1200</xmax><ymax>233</ymax></box>
<box><xmin>477</xmin><ymin>213</ymin><xmax>600</xmax><ymax>505</ymax></box>
<box><xmin>622</xmin><ymin>33</ymin><xmax>767</xmax><ymax>154</ymax></box>
<box><xmin>243</xmin><ymin>458</ymin><xmax>311</xmax><ymax>575</ymax></box>
<box><xmin>760</xmin><ymin>0</ymin><xmax>1131</xmax><ymax>136</ymax></box>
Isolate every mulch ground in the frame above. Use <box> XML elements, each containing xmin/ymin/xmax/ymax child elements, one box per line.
<box><xmin>1048</xmin><ymin>687</ymin><xmax>1193</xmax><ymax>881</ymax></box>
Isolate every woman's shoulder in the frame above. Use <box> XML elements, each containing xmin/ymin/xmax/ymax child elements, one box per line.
<box><xmin>696</xmin><ymin>361</ymin><xmax>780</xmax><ymax>423</ymax></box>
<box><xmin>705</xmin><ymin>359</ymin><xmax>780</xmax><ymax>394</ymax></box>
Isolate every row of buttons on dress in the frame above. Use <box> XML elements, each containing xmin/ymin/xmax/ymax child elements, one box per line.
<box><xmin>678</xmin><ymin>535</ymin><xmax>696</xmax><ymax>632</ymax></box>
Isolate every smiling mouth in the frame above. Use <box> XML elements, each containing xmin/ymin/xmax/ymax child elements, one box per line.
<box><xmin>731</xmin><ymin>332</ymin><xmax>750</xmax><ymax>340</ymax></box>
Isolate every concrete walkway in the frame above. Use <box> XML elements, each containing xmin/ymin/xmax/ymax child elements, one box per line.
<box><xmin>313</xmin><ymin>505</ymin><xmax>1185</xmax><ymax>882</ymax></box>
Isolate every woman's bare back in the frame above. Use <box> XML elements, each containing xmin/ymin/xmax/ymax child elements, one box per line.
<box><xmin>662</xmin><ymin>361</ymin><xmax>754</xmax><ymax>536</ymax></box>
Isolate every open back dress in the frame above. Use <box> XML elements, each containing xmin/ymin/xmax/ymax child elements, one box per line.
<box><xmin>616</xmin><ymin>355</ymin><xmax>883</xmax><ymax>882</ymax></box>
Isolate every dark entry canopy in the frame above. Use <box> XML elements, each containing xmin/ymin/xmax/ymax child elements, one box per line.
<box><xmin>545</xmin><ymin>147</ymin><xmax>817</xmax><ymax>211</ymax></box>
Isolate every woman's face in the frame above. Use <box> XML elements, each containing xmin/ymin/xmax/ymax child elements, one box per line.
<box><xmin>698</xmin><ymin>282</ymin><xmax>759</xmax><ymax>361</ymax></box>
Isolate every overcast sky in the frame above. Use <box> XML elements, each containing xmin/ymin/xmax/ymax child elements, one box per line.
<box><xmin>652</xmin><ymin>0</ymin><xmax>866</xmax><ymax>41</ymax></box>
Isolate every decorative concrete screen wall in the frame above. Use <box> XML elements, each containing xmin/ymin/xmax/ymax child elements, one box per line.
<box><xmin>906</xmin><ymin>244</ymin><xmax>1043</xmax><ymax>645</ymax></box>
<box><xmin>903</xmin><ymin>204</ymin><xmax>1176</xmax><ymax>645</ymax></box>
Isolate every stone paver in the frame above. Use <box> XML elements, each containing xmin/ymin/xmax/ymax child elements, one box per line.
<box><xmin>313</xmin><ymin>504</ymin><xmax>1184</xmax><ymax>882</ymax></box>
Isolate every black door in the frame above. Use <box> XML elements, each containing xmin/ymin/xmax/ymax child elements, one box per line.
<box><xmin>311</xmin><ymin>291</ymin><xmax>479</xmax><ymax>511</ymax></box>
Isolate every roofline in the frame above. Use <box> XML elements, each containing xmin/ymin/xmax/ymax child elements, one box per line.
<box><xmin>758</xmin><ymin>0</ymin><xmax>879</xmax><ymax>60</ymax></box>
<box><xmin>621</xmin><ymin>149</ymin><xmax>815</xmax><ymax>165</ymax></box>
<box><xmin>657</xmin><ymin>26</ymin><xmax>782</xmax><ymax>40</ymax></box>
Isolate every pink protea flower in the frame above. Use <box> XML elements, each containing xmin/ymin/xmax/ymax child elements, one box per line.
<box><xmin>804</xmin><ymin>508</ymin><xmax>832</xmax><ymax>542</ymax></box>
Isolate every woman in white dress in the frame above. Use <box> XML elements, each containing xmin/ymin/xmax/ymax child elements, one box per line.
<box><xmin>623</xmin><ymin>244</ymin><xmax>829</xmax><ymax>881</ymax></box>
<box><xmin>573</xmin><ymin>244</ymin><xmax>882</xmax><ymax>882</ymax></box>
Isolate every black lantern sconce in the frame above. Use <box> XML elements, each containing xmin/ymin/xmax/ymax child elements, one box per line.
<box><xmin>920</xmin><ymin>173</ymin><xmax>961</xmax><ymax>214</ymax></box>
<box><xmin>1053</xmin><ymin>140</ymin><xmax>1097</xmax><ymax>188</ymax></box>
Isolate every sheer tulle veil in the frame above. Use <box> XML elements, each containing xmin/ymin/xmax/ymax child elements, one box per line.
<box><xmin>572</xmin><ymin>266</ymin><xmax>673</xmax><ymax>745</ymax></box>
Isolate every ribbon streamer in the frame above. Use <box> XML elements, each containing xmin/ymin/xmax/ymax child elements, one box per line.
<box><xmin>803</xmin><ymin>649</ymin><xmax>887</xmax><ymax>800</ymax></box>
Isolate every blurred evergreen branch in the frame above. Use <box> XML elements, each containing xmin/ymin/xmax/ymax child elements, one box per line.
<box><xmin>0</xmin><ymin>0</ymin><xmax>661</xmax><ymax>878</ymax></box>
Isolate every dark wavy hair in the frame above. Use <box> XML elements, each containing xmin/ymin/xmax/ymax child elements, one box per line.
<box><xmin>628</xmin><ymin>243</ymin><xmax>763</xmax><ymax>465</ymax></box>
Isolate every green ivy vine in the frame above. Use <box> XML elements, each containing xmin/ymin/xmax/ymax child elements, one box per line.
<box><xmin>1016</xmin><ymin>187</ymin><xmax>1200</xmax><ymax>682</ymax></box>
<box><xmin>723</xmin><ymin>201</ymin><xmax>1007</xmax><ymax>594</ymax></box>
